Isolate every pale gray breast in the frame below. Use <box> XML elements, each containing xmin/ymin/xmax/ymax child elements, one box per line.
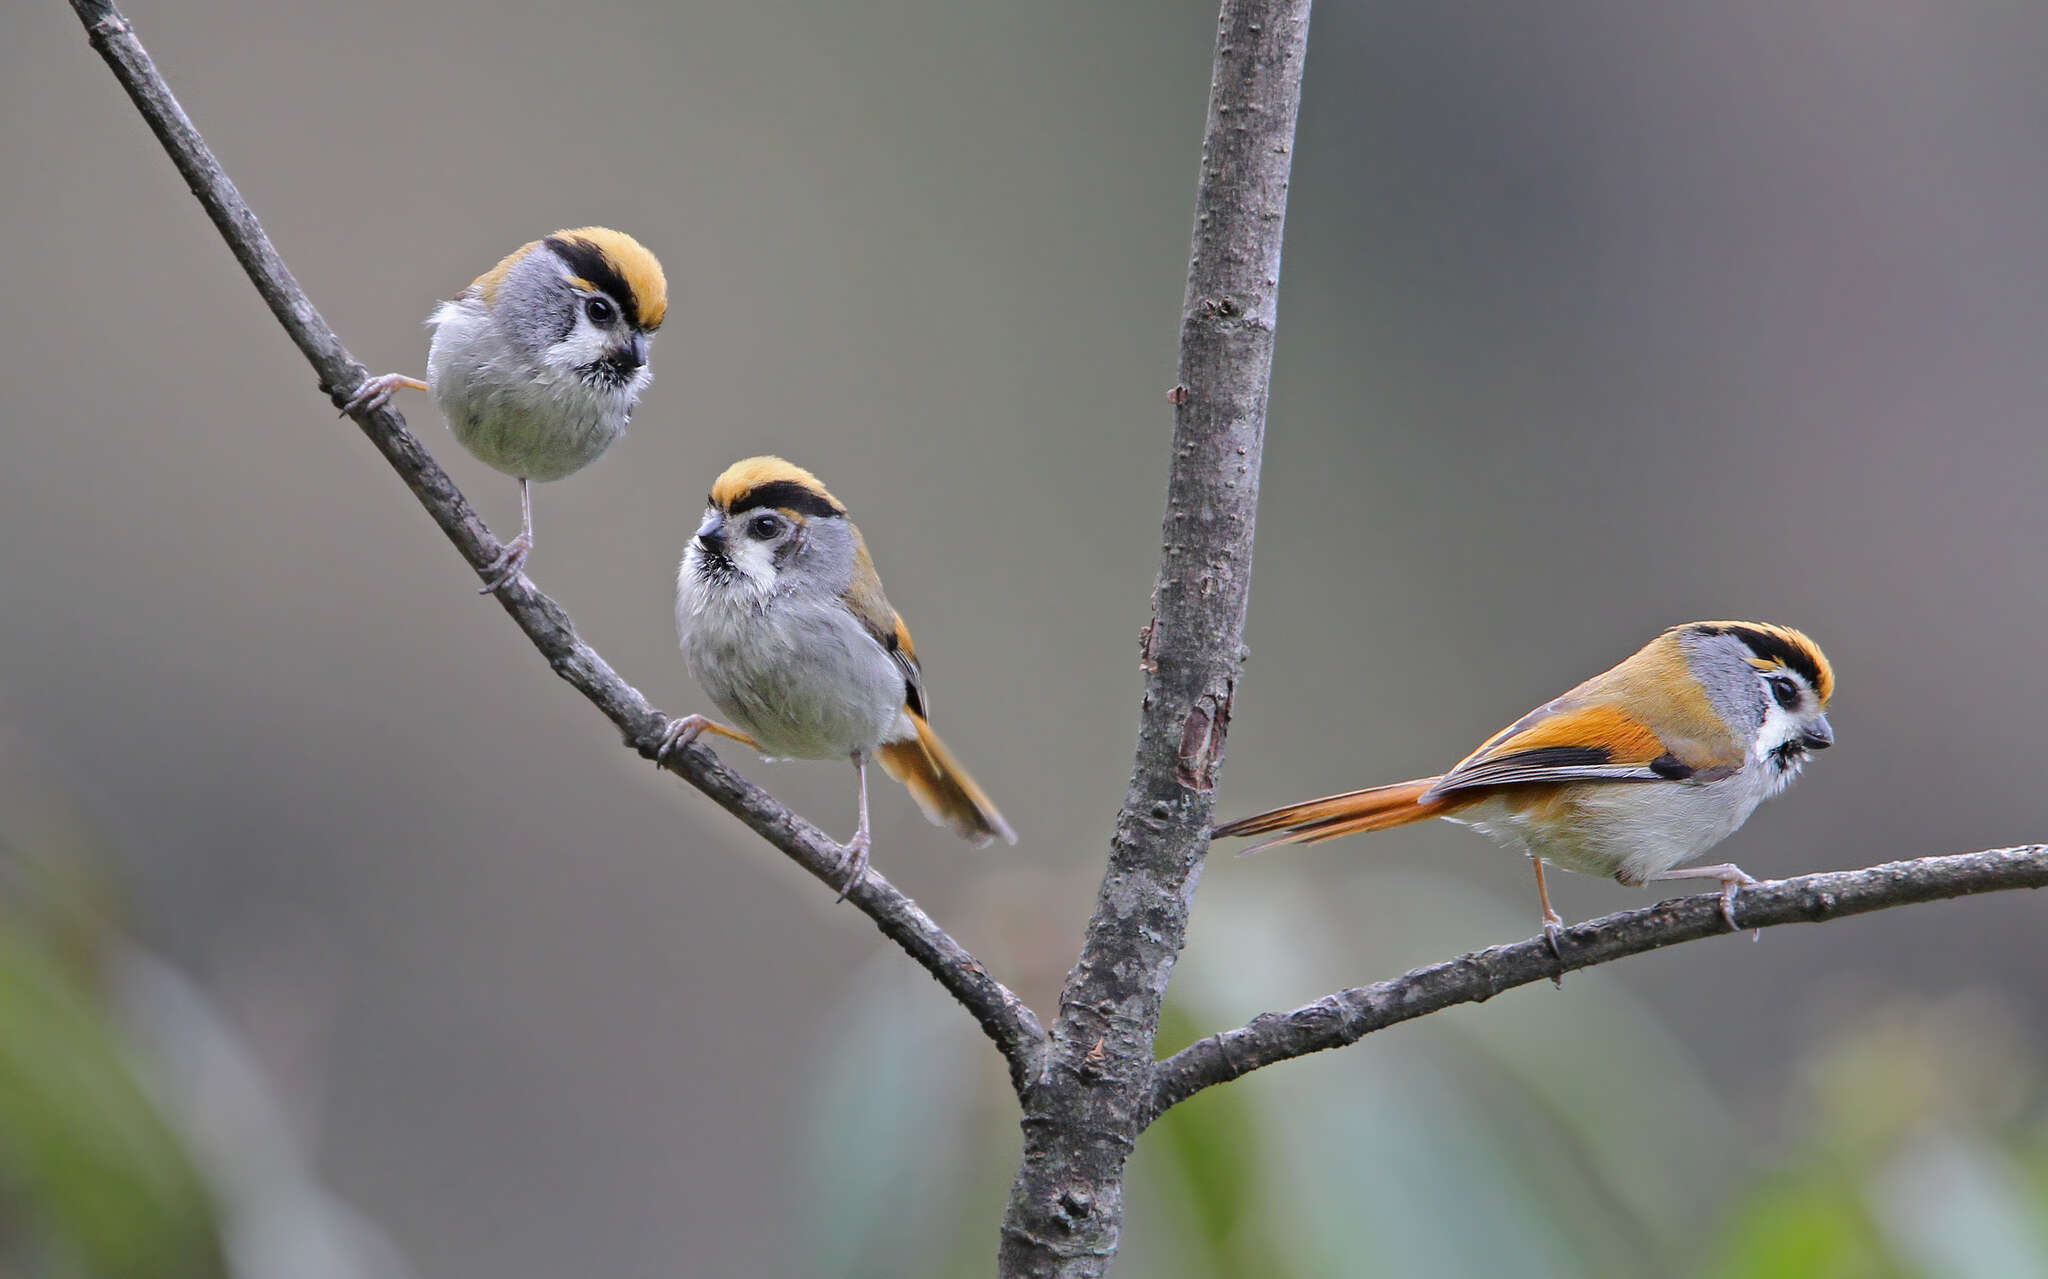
<box><xmin>425</xmin><ymin>301</ymin><xmax>632</xmax><ymax>482</ymax></box>
<box><xmin>680</xmin><ymin>591</ymin><xmax>906</xmax><ymax>761</ymax></box>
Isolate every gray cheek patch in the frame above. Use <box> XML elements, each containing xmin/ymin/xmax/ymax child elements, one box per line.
<box><xmin>1680</xmin><ymin>631</ymin><xmax>1771</xmax><ymax>741</ymax></box>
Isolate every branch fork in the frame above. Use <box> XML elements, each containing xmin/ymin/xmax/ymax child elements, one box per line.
<box><xmin>66</xmin><ymin>1</ymin><xmax>2048</xmax><ymax>1273</ymax></box>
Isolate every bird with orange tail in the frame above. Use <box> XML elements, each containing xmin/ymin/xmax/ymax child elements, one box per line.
<box><xmin>664</xmin><ymin>457</ymin><xmax>1015</xmax><ymax>895</ymax></box>
<box><xmin>1215</xmin><ymin>622</ymin><xmax>1834</xmax><ymax>953</ymax></box>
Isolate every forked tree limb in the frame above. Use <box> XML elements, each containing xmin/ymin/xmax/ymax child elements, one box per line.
<box><xmin>996</xmin><ymin>2</ymin><xmax>1312</xmax><ymax>1274</ymax></box>
<box><xmin>67</xmin><ymin>4</ymin><xmax>2048</xmax><ymax>1276</ymax></box>
<box><xmin>65</xmin><ymin>0</ymin><xmax>1048</xmax><ymax>1093</ymax></box>
<box><xmin>1147</xmin><ymin>846</ymin><xmax>2048</xmax><ymax>1122</ymax></box>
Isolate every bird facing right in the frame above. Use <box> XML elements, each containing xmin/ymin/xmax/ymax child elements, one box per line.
<box><xmin>345</xmin><ymin>227</ymin><xmax>667</xmax><ymax>591</ymax></box>
<box><xmin>1215</xmin><ymin>621</ymin><xmax>1835</xmax><ymax>951</ymax></box>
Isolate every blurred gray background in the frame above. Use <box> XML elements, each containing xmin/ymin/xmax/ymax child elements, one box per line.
<box><xmin>4</xmin><ymin>0</ymin><xmax>2045</xmax><ymax>1274</ymax></box>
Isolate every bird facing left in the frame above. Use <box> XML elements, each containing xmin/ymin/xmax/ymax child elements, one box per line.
<box><xmin>343</xmin><ymin>227</ymin><xmax>667</xmax><ymax>591</ymax></box>
<box><xmin>665</xmin><ymin>456</ymin><xmax>1017</xmax><ymax>898</ymax></box>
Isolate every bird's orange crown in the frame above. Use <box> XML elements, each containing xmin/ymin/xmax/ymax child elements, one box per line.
<box><xmin>709</xmin><ymin>456</ymin><xmax>846</xmax><ymax>519</ymax></box>
<box><xmin>472</xmin><ymin>227</ymin><xmax>668</xmax><ymax>331</ymax></box>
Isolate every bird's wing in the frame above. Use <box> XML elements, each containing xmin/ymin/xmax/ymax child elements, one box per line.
<box><xmin>1424</xmin><ymin>699</ymin><xmax>1742</xmax><ymax>798</ymax></box>
<box><xmin>840</xmin><ymin>530</ymin><xmax>927</xmax><ymax>720</ymax></box>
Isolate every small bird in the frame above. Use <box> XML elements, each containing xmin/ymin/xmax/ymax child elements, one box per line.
<box><xmin>344</xmin><ymin>227</ymin><xmax>667</xmax><ymax>591</ymax></box>
<box><xmin>1215</xmin><ymin>621</ymin><xmax>1834</xmax><ymax>951</ymax></box>
<box><xmin>666</xmin><ymin>457</ymin><xmax>1016</xmax><ymax>895</ymax></box>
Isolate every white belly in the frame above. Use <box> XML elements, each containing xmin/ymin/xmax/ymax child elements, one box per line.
<box><xmin>680</xmin><ymin>593</ymin><xmax>909</xmax><ymax>761</ymax></box>
<box><xmin>1449</xmin><ymin>769</ymin><xmax>1771</xmax><ymax>886</ymax></box>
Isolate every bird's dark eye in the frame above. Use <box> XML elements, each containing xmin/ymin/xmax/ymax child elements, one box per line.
<box><xmin>1769</xmin><ymin>675</ymin><xmax>1801</xmax><ymax>709</ymax></box>
<box><xmin>584</xmin><ymin>296</ymin><xmax>617</xmax><ymax>325</ymax></box>
<box><xmin>747</xmin><ymin>514</ymin><xmax>782</xmax><ymax>541</ymax></box>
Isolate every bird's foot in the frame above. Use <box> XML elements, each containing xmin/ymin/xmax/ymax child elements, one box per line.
<box><xmin>834</xmin><ymin>831</ymin><xmax>871</xmax><ymax>904</ymax></box>
<box><xmin>1542</xmin><ymin>909</ymin><xmax>1568</xmax><ymax>987</ymax></box>
<box><xmin>653</xmin><ymin>715</ymin><xmax>760</xmax><ymax>769</ymax></box>
<box><xmin>478</xmin><ymin>533</ymin><xmax>533</xmax><ymax>594</ymax></box>
<box><xmin>340</xmin><ymin>373</ymin><xmax>428</xmax><ymax>417</ymax></box>
<box><xmin>1716</xmin><ymin>869</ymin><xmax>1762</xmax><ymax>938</ymax></box>
<box><xmin>1647</xmin><ymin>862</ymin><xmax>1764</xmax><ymax>939</ymax></box>
<box><xmin>656</xmin><ymin>715</ymin><xmax>710</xmax><ymax>768</ymax></box>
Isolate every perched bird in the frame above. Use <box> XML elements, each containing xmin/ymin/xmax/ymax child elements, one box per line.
<box><xmin>344</xmin><ymin>227</ymin><xmax>667</xmax><ymax>591</ymax></box>
<box><xmin>666</xmin><ymin>457</ymin><xmax>1016</xmax><ymax>894</ymax></box>
<box><xmin>1215</xmin><ymin>622</ymin><xmax>1834</xmax><ymax>950</ymax></box>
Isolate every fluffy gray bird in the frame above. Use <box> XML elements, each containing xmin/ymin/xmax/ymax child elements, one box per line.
<box><xmin>345</xmin><ymin>227</ymin><xmax>667</xmax><ymax>591</ymax></box>
<box><xmin>664</xmin><ymin>456</ymin><xmax>1016</xmax><ymax>898</ymax></box>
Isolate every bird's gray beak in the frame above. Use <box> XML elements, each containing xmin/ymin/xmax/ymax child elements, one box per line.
<box><xmin>695</xmin><ymin>513</ymin><xmax>726</xmax><ymax>553</ymax></box>
<box><xmin>622</xmin><ymin>332</ymin><xmax>649</xmax><ymax>369</ymax></box>
<box><xmin>1800</xmin><ymin>714</ymin><xmax>1834</xmax><ymax>750</ymax></box>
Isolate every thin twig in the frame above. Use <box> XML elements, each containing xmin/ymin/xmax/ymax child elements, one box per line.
<box><xmin>65</xmin><ymin>0</ymin><xmax>1047</xmax><ymax>1091</ymax></box>
<box><xmin>1146</xmin><ymin>846</ymin><xmax>2048</xmax><ymax>1122</ymax></box>
<box><xmin>996</xmin><ymin>1</ymin><xmax>1311</xmax><ymax>1274</ymax></box>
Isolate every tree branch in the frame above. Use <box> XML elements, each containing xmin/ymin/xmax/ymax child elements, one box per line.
<box><xmin>65</xmin><ymin>0</ymin><xmax>1047</xmax><ymax>1093</ymax></box>
<box><xmin>997</xmin><ymin>2</ymin><xmax>1310</xmax><ymax>1274</ymax></box>
<box><xmin>75</xmin><ymin>3</ymin><xmax>2048</xmax><ymax>1274</ymax></box>
<box><xmin>1146</xmin><ymin>846</ymin><xmax>2048</xmax><ymax>1121</ymax></box>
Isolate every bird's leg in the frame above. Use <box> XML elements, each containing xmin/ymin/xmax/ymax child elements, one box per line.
<box><xmin>1530</xmin><ymin>854</ymin><xmax>1567</xmax><ymax>985</ymax></box>
<box><xmin>654</xmin><ymin>714</ymin><xmax>760</xmax><ymax>767</ymax></box>
<box><xmin>835</xmin><ymin>754</ymin><xmax>872</xmax><ymax>902</ymax></box>
<box><xmin>1646</xmin><ymin>862</ymin><xmax>1761</xmax><ymax>937</ymax></box>
<box><xmin>479</xmin><ymin>478</ymin><xmax>536</xmax><ymax>593</ymax></box>
<box><xmin>340</xmin><ymin>373</ymin><xmax>429</xmax><ymax>416</ymax></box>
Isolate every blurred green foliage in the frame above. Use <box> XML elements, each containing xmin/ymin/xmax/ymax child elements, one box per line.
<box><xmin>796</xmin><ymin>878</ymin><xmax>2048</xmax><ymax>1277</ymax></box>
<box><xmin>1712</xmin><ymin>997</ymin><xmax>2048</xmax><ymax>1279</ymax></box>
<box><xmin>0</xmin><ymin>854</ymin><xmax>228</xmax><ymax>1279</ymax></box>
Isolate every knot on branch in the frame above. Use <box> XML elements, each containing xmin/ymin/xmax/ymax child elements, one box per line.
<box><xmin>1175</xmin><ymin>688</ymin><xmax>1234</xmax><ymax>792</ymax></box>
<box><xmin>1056</xmin><ymin>1186</ymin><xmax>1095</xmax><ymax>1225</ymax></box>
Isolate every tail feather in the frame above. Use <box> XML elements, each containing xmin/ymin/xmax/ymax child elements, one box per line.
<box><xmin>1214</xmin><ymin>777</ymin><xmax>1452</xmax><ymax>853</ymax></box>
<box><xmin>877</xmin><ymin>713</ymin><xmax>1017</xmax><ymax>847</ymax></box>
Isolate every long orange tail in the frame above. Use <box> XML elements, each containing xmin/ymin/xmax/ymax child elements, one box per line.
<box><xmin>877</xmin><ymin>713</ymin><xmax>1018</xmax><ymax>848</ymax></box>
<box><xmin>1214</xmin><ymin>777</ymin><xmax>1456</xmax><ymax>853</ymax></box>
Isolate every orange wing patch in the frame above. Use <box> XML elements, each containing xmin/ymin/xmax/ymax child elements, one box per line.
<box><xmin>1472</xmin><ymin>704</ymin><xmax>1668</xmax><ymax>768</ymax></box>
<box><xmin>1427</xmin><ymin>702</ymin><xmax>1684</xmax><ymax>796</ymax></box>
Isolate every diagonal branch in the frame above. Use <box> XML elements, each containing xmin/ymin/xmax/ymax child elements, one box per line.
<box><xmin>1146</xmin><ymin>846</ymin><xmax>2048</xmax><ymax>1122</ymax></box>
<box><xmin>66</xmin><ymin>0</ymin><xmax>1047</xmax><ymax>1091</ymax></box>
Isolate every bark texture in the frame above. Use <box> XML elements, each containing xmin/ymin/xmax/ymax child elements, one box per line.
<box><xmin>1147</xmin><ymin>846</ymin><xmax>2048</xmax><ymax>1121</ymax></box>
<box><xmin>996</xmin><ymin>2</ymin><xmax>1312</xmax><ymax>1274</ymax></box>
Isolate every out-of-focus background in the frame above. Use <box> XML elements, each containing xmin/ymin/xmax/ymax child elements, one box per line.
<box><xmin>4</xmin><ymin>0</ymin><xmax>2046</xmax><ymax>1274</ymax></box>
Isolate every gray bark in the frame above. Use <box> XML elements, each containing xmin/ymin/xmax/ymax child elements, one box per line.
<box><xmin>1147</xmin><ymin>846</ymin><xmax>2048</xmax><ymax>1122</ymax></box>
<box><xmin>995</xmin><ymin>2</ymin><xmax>1312</xmax><ymax>1274</ymax></box>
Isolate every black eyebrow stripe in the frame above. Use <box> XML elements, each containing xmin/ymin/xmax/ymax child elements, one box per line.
<box><xmin>726</xmin><ymin>480</ymin><xmax>843</xmax><ymax>519</ymax></box>
<box><xmin>545</xmin><ymin>234</ymin><xmax>643</xmax><ymax>329</ymax></box>
<box><xmin>1710</xmin><ymin>624</ymin><xmax>1825</xmax><ymax>690</ymax></box>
